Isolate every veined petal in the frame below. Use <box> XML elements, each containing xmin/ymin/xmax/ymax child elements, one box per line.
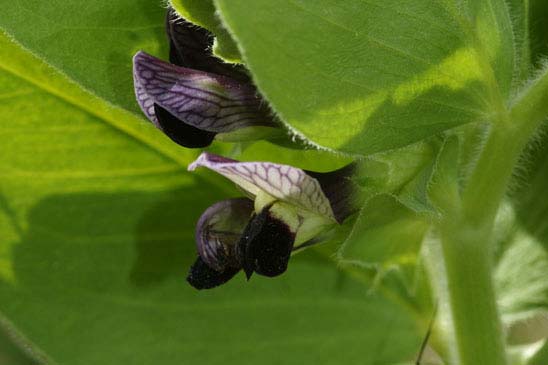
<box><xmin>165</xmin><ymin>8</ymin><xmax>250</xmax><ymax>83</ymax></box>
<box><xmin>188</xmin><ymin>152</ymin><xmax>337</xmax><ymax>220</ymax></box>
<box><xmin>133</xmin><ymin>52</ymin><xmax>274</xmax><ymax>137</ymax></box>
<box><xmin>195</xmin><ymin>198</ymin><xmax>253</xmax><ymax>271</ymax></box>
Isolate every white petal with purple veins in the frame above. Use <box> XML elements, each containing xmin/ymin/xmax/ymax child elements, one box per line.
<box><xmin>133</xmin><ymin>51</ymin><xmax>273</xmax><ymax>132</ymax></box>
<box><xmin>188</xmin><ymin>152</ymin><xmax>336</xmax><ymax>220</ymax></box>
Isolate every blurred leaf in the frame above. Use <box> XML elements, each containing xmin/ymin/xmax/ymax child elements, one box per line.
<box><xmin>0</xmin><ymin>31</ymin><xmax>421</xmax><ymax>365</ymax></box>
<box><xmin>214</xmin><ymin>0</ymin><xmax>516</xmax><ymax>155</ymax></box>
<box><xmin>0</xmin><ymin>0</ymin><xmax>169</xmax><ymax>114</ymax></box>
<box><xmin>508</xmin><ymin>340</ymin><xmax>547</xmax><ymax>365</ymax></box>
<box><xmin>527</xmin><ymin>340</ymin><xmax>548</xmax><ymax>365</ymax></box>
<box><xmin>497</xmin><ymin>123</ymin><xmax>548</xmax><ymax>325</ymax></box>
<box><xmin>495</xmin><ymin>228</ymin><xmax>548</xmax><ymax>324</ymax></box>
<box><xmin>170</xmin><ymin>0</ymin><xmax>242</xmax><ymax>62</ymax></box>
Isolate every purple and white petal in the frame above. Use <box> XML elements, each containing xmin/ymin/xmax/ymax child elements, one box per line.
<box><xmin>195</xmin><ymin>198</ymin><xmax>253</xmax><ymax>272</ymax></box>
<box><xmin>133</xmin><ymin>51</ymin><xmax>274</xmax><ymax>133</ymax></box>
<box><xmin>188</xmin><ymin>152</ymin><xmax>337</xmax><ymax>220</ymax></box>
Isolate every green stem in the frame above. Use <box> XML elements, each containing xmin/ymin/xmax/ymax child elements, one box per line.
<box><xmin>440</xmin><ymin>219</ymin><xmax>507</xmax><ymax>365</ymax></box>
<box><xmin>439</xmin><ymin>66</ymin><xmax>548</xmax><ymax>365</ymax></box>
<box><xmin>461</xmin><ymin>122</ymin><xmax>521</xmax><ymax>226</ymax></box>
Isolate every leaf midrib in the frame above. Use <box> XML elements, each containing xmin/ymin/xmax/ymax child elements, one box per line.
<box><xmin>0</xmin><ymin>31</ymin><xmax>192</xmax><ymax>169</ymax></box>
<box><xmin>0</xmin><ymin>309</ymin><xmax>59</xmax><ymax>365</ymax></box>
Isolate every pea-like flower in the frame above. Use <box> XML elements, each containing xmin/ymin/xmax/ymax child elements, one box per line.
<box><xmin>132</xmin><ymin>9</ymin><xmax>280</xmax><ymax>148</ymax></box>
<box><xmin>131</xmin><ymin>8</ymin><xmax>358</xmax><ymax>290</ymax></box>
<box><xmin>186</xmin><ymin>152</ymin><xmax>357</xmax><ymax>289</ymax></box>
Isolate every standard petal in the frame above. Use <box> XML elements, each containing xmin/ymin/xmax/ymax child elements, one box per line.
<box><xmin>165</xmin><ymin>8</ymin><xmax>250</xmax><ymax>83</ymax></box>
<box><xmin>133</xmin><ymin>52</ymin><xmax>274</xmax><ymax>136</ymax></box>
<box><xmin>188</xmin><ymin>152</ymin><xmax>337</xmax><ymax>220</ymax></box>
<box><xmin>238</xmin><ymin>205</ymin><xmax>296</xmax><ymax>278</ymax></box>
<box><xmin>195</xmin><ymin>198</ymin><xmax>253</xmax><ymax>271</ymax></box>
<box><xmin>187</xmin><ymin>256</ymin><xmax>240</xmax><ymax>290</ymax></box>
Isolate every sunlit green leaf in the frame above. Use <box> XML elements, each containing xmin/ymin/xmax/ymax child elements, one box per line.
<box><xmin>214</xmin><ymin>0</ymin><xmax>516</xmax><ymax>155</ymax></box>
<box><xmin>0</xmin><ymin>0</ymin><xmax>169</xmax><ymax>114</ymax></box>
<box><xmin>458</xmin><ymin>0</ymin><xmax>516</xmax><ymax>95</ymax></box>
<box><xmin>232</xmin><ymin>141</ymin><xmax>353</xmax><ymax>172</ymax></box>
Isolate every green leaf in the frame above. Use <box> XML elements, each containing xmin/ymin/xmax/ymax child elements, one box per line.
<box><xmin>169</xmin><ymin>0</ymin><xmax>242</xmax><ymax>63</ymax></box>
<box><xmin>0</xmin><ymin>33</ymin><xmax>421</xmax><ymax>364</ymax></box>
<box><xmin>214</xmin><ymin>0</ymin><xmax>516</xmax><ymax>155</ymax></box>
<box><xmin>495</xmin><ymin>228</ymin><xmax>548</xmax><ymax>324</ymax></box>
<box><xmin>508</xmin><ymin>340</ymin><xmax>548</xmax><ymax>365</ymax></box>
<box><xmin>528</xmin><ymin>340</ymin><xmax>548</xmax><ymax>365</ymax></box>
<box><xmin>233</xmin><ymin>140</ymin><xmax>353</xmax><ymax>172</ymax></box>
<box><xmin>357</xmin><ymin>141</ymin><xmax>438</xmax><ymax>209</ymax></box>
<box><xmin>0</xmin><ymin>0</ymin><xmax>169</xmax><ymax>114</ymax></box>
<box><xmin>0</xmin><ymin>316</ymin><xmax>39</xmax><ymax>365</ymax></box>
<box><xmin>496</xmin><ymin>128</ymin><xmax>548</xmax><ymax>324</ymax></box>
<box><xmin>334</xmin><ymin>140</ymin><xmax>445</xmax><ymax>288</ymax></box>
<box><xmin>428</xmin><ymin>135</ymin><xmax>461</xmax><ymax>213</ymax></box>
<box><xmin>459</xmin><ymin>0</ymin><xmax>516</xmax><ymax>95</ymax></box>
<box><xmin>338</xmin><ymin>195</ymin><xmax>429</xmax><ymax>282</ymax></box>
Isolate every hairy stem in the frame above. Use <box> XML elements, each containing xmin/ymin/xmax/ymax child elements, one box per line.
<box><xmin>440</xmin><ymin>219</ymin><xmax>507</xmax><ymax>365</ymax></box>
<box><xmin>439</xmin><ymin>66</ymin><xmax>548</xmax><ymax>365</ymax></box>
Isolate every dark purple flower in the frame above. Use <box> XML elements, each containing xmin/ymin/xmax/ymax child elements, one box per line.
<box><xmin>186</xmin><ymin>153</ymin><xmax>357</xmax><ymax>290</ymax></box>
<box><xmin>132</xmin><ymin>9</ymin><xmax>278</xmax><ymax>148</ymax></box>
